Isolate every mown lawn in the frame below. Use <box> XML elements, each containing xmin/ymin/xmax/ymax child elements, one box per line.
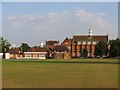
<box><xmin>2</xmin><ymin>59</ymin><xmax>119</xmax><ymax>88</ymax></box>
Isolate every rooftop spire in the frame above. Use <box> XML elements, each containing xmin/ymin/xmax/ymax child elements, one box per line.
<box><xmin>89</xmin><ymin>28</ymin><xmax>92</xmax><ymax>36</ymax></box>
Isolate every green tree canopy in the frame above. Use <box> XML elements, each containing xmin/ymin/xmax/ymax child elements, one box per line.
<box><xmin>109</xmin><ymin>38</ymin><xmax>120</xmax><ymax>57</ymax></box>
<box><xmin>94</xmin><ymin>41</ymin><xmax>108</xmax><ymax>57</ymax></box>
<box><xmin>0</xmin><ymin>36</ymin><xmax>11</xmax><ymax>53</ymax></box>
<box><xmin>19</xmin><ymin>43</ymin><xmax>30</xmax><ymax>52</ymax></box>
<box><xmin>82</xmin><ymin>48</ymin><xmax>88</xmax><ymax>58</ymax></box>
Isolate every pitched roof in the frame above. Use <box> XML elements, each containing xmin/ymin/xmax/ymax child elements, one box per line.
<box><xmin>27</xmin><ymin>47</ymin><xmax>48</xmax><ymax>52</ymax></box>
<box><xmin>53</xmin><ymin>45</ymin><xmax>69</xmax><ymax>52</ymax></box>
<box><xmin>46</xmin><ymin>40</ymin><xmax>59</xmax><ymax>45</ymax></box>
<box><xmin>7</xmin><ymin>48</ymin><xmax>20</xmax><ymax>54</ymax></box>
<box><xmin>73</xmin><ymin>35</ymin><xmax>108</xmax><ymax>42</ymax></box>
<box><xmin>62</xmin><ymin>37</ymin><xmax>72</xmax><ymax>43</ymax></box>
<box><xmin>63</xmin><ymin>37</ymin><xmax>72</xmax><ymax>42</ymax></box>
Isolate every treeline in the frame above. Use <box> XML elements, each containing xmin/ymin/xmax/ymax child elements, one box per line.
<box><xmin>0</xmin><ymin>36</ymin><xmax>120</xmax><ymax>58</ymax></box>
<box><xmin>0</xmin><ymin>36</ymin><xmax>30</xmax><ymax>53</ymax></box>
<box><xmin>94</xmin><ymin>38</ymin><xmax>120</xmax><ymax>58</ymax></box>
<box><xmin>108</xmin><ymin>38</ymin><xmax>120</xmax><ymax>57</ymax></box>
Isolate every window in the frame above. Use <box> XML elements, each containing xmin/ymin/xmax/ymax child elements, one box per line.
<box><xmin>73</xmin><ymin>43</ymin><xmax>76</xmax><ymax>45</ymax></box>
<box><xmin>68</xmin><ymin>46</ymin><xmax>71</xmax><ymax>50</ymax></box>
<box><xmin>82</xmin><ymin>41</ymin><xmax>86</xmax><ymax>45</ymax></box>
<box><xmin>40</xmin><ymin>54</ymin><xmax>45</xmax><ymax>57</ymax></box>
<box><xmin>88</xmin><ymin>42</ymin><xmax>91</xmax><ymax>45</ymax></box>
<box><xmin>26</xmin><ymin>54</ymin><xmax>31</xmax><ymax>58</ymax></box>
<box><xmin>77</xmin><ymin>52</ymin><xmax>80</xmax><ymax>57</ymax></box>
<box><xmin>92</xmin><ymin>41</ymin><xmax>96</xmax><ymax>45</ymax></box>
<box><xmin>34</xmin><ymin>54</ymin><xmax>37</xmax><ymax>58</ymax></box>
<box><xmin>77</xmin><ymin>41</ymin><xmax>81</xmax><ymax>45</ymax></box>
<box><xmin>73</xmin><ymin>52</ymin><xmax>75</xmax><ymax>57</ymax></box>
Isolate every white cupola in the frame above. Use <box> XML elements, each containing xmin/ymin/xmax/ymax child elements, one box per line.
<box><xmin>89</xmin><ymin>28</ymin><xmax>93</xmax><ymax>36</ymax></box>
<box><xmin>40</xmin><ymin>42</ymin><xmax>44</xmax><ymax>47</ymax></box>
<box><xmin>12</xmin><ymin>44</ymin><xmax>16</xmax><ymax>48</ymax></box>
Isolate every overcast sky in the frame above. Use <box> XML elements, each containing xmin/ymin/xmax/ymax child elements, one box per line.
<box><xmin>2</xmin><ymin>2</ymin><xmax>118</xmax><ymax>47</ymax></box>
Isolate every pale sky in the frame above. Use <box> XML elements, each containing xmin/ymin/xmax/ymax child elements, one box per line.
<box><xmin>2</xmin><ymin>2</ymin><xmax>118</xmax><ymax>47</ymax></box>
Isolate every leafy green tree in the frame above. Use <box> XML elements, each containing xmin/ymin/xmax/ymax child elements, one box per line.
<box><xmin>0</xmin><ymin>36</ymin><xmax>11</xmax><ymax>52</ymax></box>
<box><xmin>20</xmin><ymin>43</ymin><xmax>30</xmax><ymax>52</ymax></box>
<box><xmin>82</xmin><ymin>48</ymin><xmax>88</xmax><ymax>58</ymax></box>
<box><xmin>109</xmin><ymin>38</ymin><xmax>120</xmax><ymax>57</ymax></box>
<box><xmin>94</xmin><ymin>41</ymin><xmax>108</xmax><ymax>57</ymax></box>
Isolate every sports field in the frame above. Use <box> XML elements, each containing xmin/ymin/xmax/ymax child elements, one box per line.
<box><xmin>2</xmin><ymin>58</ymin><xmax>119</xmax><ymax>88</ymax></box>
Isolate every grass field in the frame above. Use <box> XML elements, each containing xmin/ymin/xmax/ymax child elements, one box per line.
<box><xmin>2</xmin><ymin>58</ymin><xmax>119</xmax><ymax>88</ymax></box>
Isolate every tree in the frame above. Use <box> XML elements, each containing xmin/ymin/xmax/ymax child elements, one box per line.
<box><xmin>94</xmin><ymin>41</ymin><xmax>108</xmax><ymax>57</ymax></box>
<box><xmin>0</xmin><ymin>36</ymin><xmax>11</xmax><ymax>53</ymax></box>
<box><xmin>82</xmin><ymin>48</ymin><xmax>88</xmax><ymax>58</ymax></box>
<box><xmin>109</xmin><ymin>38</ymin><xmax>120</xmax><ymax>57</ymax></box>
<box><xmin>116</xmin><ymin>38</ymin><xmax>120</xmax><ymax>56</ymax></box>
<box><xmin>20</xmin><ymin>43</ymin><xmax>30</xmax><ymax>52</ymax></box>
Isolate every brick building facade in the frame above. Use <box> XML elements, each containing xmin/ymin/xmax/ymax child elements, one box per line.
<box><xmin>62</xmin><ymin>29</ymin><xmax>108</xmax><ymax>58</ymax></box>
<box><xmin>52</xmin><ymin>45</ymin><xmax>70</xmax><ymax>59</ymax></box>
<box><xmin>4</xmin><ymin>29</ymin><xmax>108</xmax><ymax>59</ymax></box>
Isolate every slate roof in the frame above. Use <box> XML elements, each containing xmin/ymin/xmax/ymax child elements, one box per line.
<box><xmin>62</xmin><ymin>37</ymin><xmax>72</xmax><ymax>43</ymax></box>
<box><xmin>73</xmin><ymin>35</ymin><xmax>108</xmax><ymax>42</ymax></box>
<box><xmin>27</xmin><ymin>47</ymin><xmax>48</xmax><ymax>52</ymax></box>
<box><xmin>53</xmin><ymin>45</ymin><xmax>69</xmax><ymax>52</ymax></box>
<box><xmin>7</xmin><ymin>48</ymin><xmax>20</xmax><ymax>54</ymax></box>
<box><xmin>46</xmin><ymin>40</ymin><xmax>59</xmax><ymax>45</ymax></box>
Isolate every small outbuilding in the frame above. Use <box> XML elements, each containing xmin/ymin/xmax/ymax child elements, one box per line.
<box><xmin>7</xmin><ymin>47</ymin><xmax>22</xmax><ymax>59</ymax></box>
<box><xmin>52</xmin><ymin>45</ymin><xmax>70</xmax><ymax>59</ymax></box>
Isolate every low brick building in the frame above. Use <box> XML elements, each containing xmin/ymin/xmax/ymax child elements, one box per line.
<box><xmin>24</xmin><ymin>47</ymin><xmax>48</xmax><ymax>59</ymax></box>
<box><xmin>52</xmin><ymin>45</ymin><xmax>70</xmax><ymax>59</ymax></box>
<box><xmin>45</xmin><ymin>40</ymin><xmax>60</xmax><ymax>58</ymax></box>
<box><xmin>7</xmin><ymin>47</ymin><xmax>23</xmax><ymax>59</ymax></box>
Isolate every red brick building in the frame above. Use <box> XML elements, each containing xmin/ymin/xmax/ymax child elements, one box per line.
<box><xmin>5</xmin><ymin>29</ymin><xmax>108</xmax><ymax>59</ymax></box>
<box><xmin>62</xmin><ymin>29</ymin><xmax>108</xmax><ymax>58</ymax></box>
<box><xmin>52</xmin><ymin>45</ymin><xmax>70</xmax><ymax>59</ymax></box>
<box><xmin>45</xmin><ymin>40</ymin><xmax>60</xmax><ymax>58</ymax></box>
<box><xmin>7</xmin><ymin>47</ymin><xmax>23</xmax><ymax>59</ymax></box>
<box><xmin>45</xmin><ymin>40</ymin><xmax>59</xmax><ymax>50</ymax></box>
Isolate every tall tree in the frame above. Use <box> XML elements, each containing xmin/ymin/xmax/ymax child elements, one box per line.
<box><xmin>82</xmin><ymin>48</ymin><xmax>88</xmax><ymax>58</ymax></box>
<box><xmin>94</xmin><ymin>41</ymin><xmax>108</xmax><ymax>57</ymax></box>
<box><xmin>20</xmin><ymin>43</ymin><xmax>30</xmax><ymax>52</ymax></box>
<box><xmin>109</xmin><ymin>38</ymin><xmax>120</xmax><ymax>57</ymax></box>
<box><xmin>0</xmin><ymin>36</ymin><xmax>11</xmax><ymax>52</ymax></box>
